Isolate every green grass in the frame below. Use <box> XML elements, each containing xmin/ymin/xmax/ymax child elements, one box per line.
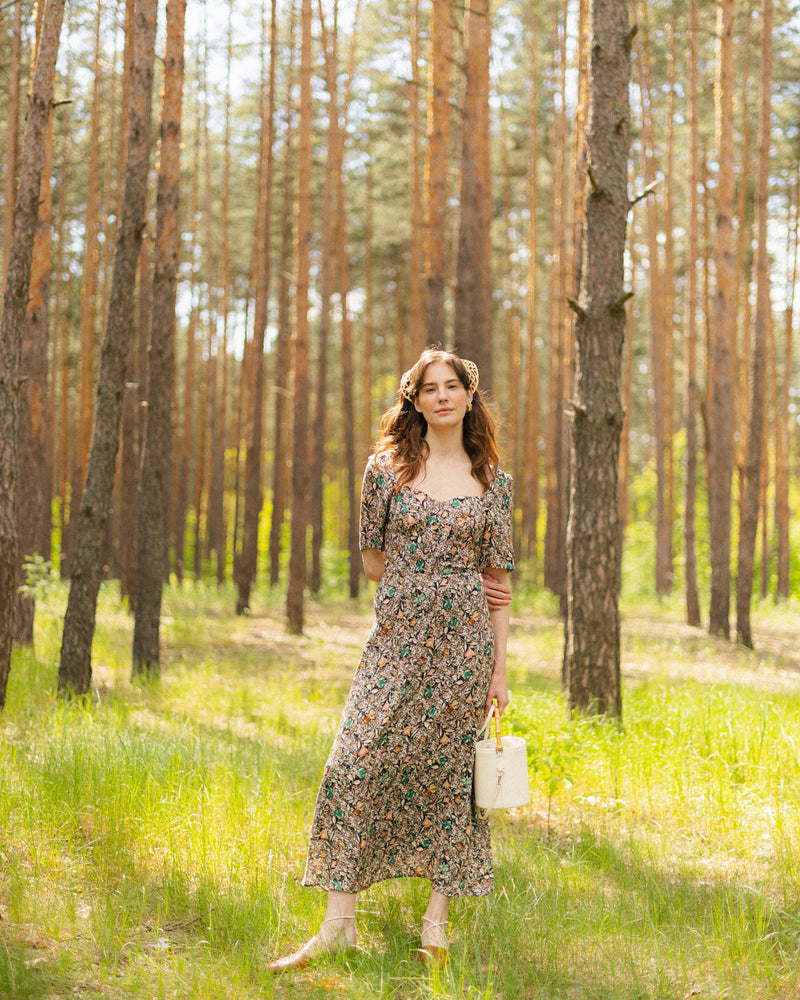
<box><xmin>1</xmin><ymin>580</ymin><xmax>800</xmax><ymax>998</ymax></box>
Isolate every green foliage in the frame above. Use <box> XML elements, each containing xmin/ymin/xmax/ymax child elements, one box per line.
<box><xmin>17</xmin><ymin>554</ymin><xmax>57</xmax><ymax>601</ymax></box>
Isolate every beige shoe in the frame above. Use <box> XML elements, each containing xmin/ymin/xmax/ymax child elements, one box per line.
<box><xmin>419</xmin><ymin>916</ymin><xmax>448</xmax><ymax>970</ymax></box>
<box><xmin>268</xmin><ymin>915</ymin><xmax>357</xmax><ymax>974</ymax></box>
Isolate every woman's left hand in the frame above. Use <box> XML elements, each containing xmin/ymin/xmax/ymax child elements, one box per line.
<box><xmin>481</xmin><ymin>572</ymin><xmax>512</xmax><ymax>611</ymax></box>
<box><xmin>485</xmin><ymin>673</ymin><xmax>509</xmax><ymax>715</ymax></box>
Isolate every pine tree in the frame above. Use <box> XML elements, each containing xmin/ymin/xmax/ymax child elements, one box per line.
<box><xmin>0</xmin><ymin>0</ymin><xmax>67</xmax><ymax>708</ymax></box>
<box><xmin>563</xmin><ymin>0</ymin><xmax>632</xmax><ymax>717</ymax></box>
<box><xmin>132</xmin><ymin>0</ymin><xmax>187</xmax><ymax>675</ymax></box>
<box><xmin>58</xmin><ymin>0</ymin><xmax>159</xmax><ymax>697</ymax></box>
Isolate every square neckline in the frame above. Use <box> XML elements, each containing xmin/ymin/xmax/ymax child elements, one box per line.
<box><xmin>404</xmin><ymin>484</ymin><xmax>487</xmax><ymax>504</ymax></box>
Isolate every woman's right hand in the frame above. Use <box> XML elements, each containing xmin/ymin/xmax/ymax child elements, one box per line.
<box><xmin>361</xmin><ymin>548</ymin><xmax>386</xmax><ymax>582</ymax></box>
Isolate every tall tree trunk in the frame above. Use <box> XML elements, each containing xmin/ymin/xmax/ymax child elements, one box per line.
<box><xmin>132</xmin><ymin>0</ymin><xmax>186</xmax><ymax>676</ymax></box>
<box><xmin>734</xmin><ymin>12</ymin><xmax>754</xmax><ymax>565</ymax></box>
<box><xmin>173</xmin><ymin>81</ymin><xmax>201</xmax><ymax>585</ymax></box>
<box><xmin>708</xmin><ymin>0</ymin><xmax>736</xmax><ymax>639</ymax></box>
<box><xmin>331</xmin><ymin>0</ymin><xmax>362</xmax><ymax>598</ymax></box>
<box><xmin>1</xmin><ymin>0</ymin><xmax>24</xmax><ymax>295</ymax></box>
<box><xmin>454</xmin><ymin>0</ymin><xmax>492</xmax><ymax>387</ymax></box>
<box><xmin>563</xmin><ymin>0</ymin><xmax>631</xmax><ymax>717</ymax></box>
<box><xmin>636</xmin><ymin>8</ymin><xmax>671</xmax><ymax>597</ymax></box>
<box><xmin>236</xmin><ymin>0</ymin><xmax>277</xmax><ymax>614</ymax></box>
<box><xmin>361</xmin><ymin>158</ymin><xmax>376</xmax><ymax>466</ymax></box>
<box><xmin>424</xmin><ymin>0</ymin><xmax>452</xmax><ymax>346</ymax></box>
<box><xmin>683</xmin><ymin>0</ymin><xmax>702</xmax><ymax>627</ymax></box>
<box><xmin>58</xmin><ymin>0</ymin><xmax>158</xmax><ymax>697</ymax></box>
<box><xmin>117</xmin><ymin>240</ymin><xmax>149</xmax><ymax>604</ymax></box>
<box><xmin>759</xmin><ymin>312</ymin><xmax>773</xmax><ymax>601</ymax></box>
<box><xmin>52</xmin><ymin>38</ymin><xmax>73</xmax><ymax>562</ymax></box>
<box><xmin>338</xmin><ymin>217</ymin><xmax>360</xmax><ymax>599</ymax></box>
<box><xmin>66</xmin><ymin>2</ymin><xmax>105</xmax><ymax>574</ymax></box>
<box><xmin>114</xmin><ymin>0</ymin><xmax>138</xmax><ymax>597</ymax></box>
<box><xmin>269</xmin><ymin>8</ymin><xmax>297</xmax><ymax>589</ymax></box>
<box><xmin>661</xmin><ymin>21</ymin><xmax>676</xmax><ymax>593</ymax></box>
<box><xmin>193</xmin><ymin>11</ymin><xmax>214</xmax><ymax>580</ymax></box>
<box><xmin>14</xmin><ymin>3</ymin><xmax>56</xmax><ymax>645</ymax></box>
<box><xmin>559</xmin><ymin>0</ymin><xmax>587</xmax><ymax>626</ymax></box>
<box><xmin>501</xmin><ymin>120</ymin><xmax>521</xmax><ymax>485</ymax></box>
<box><xmin>309</xmin><ymin>0</ymin><xmax>338</xmax><ymax>597</ymax></box>
<box><xmin>0</xmin><ymin>0</ymin><xmax>66</xmax><ymax>708</ymax></box>
<box><xmin>775</xmin><ymin>170</ymin><xmax>798</xmax><ymax>600</ymax></box>
<box><xmin>407</xmin><ymin>0</ymin><xmax>425</xmax><ymax>363</ymax></box>
<box><xmin>521</xmin><ymin>3</ymin><xmax>540</xmax><ymax>565</ymax></box>
<box><xmin>618</xmin><ymin>235</ymin><xmax>635</xmax><ymax>533</ymax></box>
<box><xmin>213</xmin><ymin>5</ymin><xmax>234</xmax><ymax>588</ymax></box>
<box><xmin>286</xmin><ymin>0</ymin><xmax>313</xmax><ymax>634</ymax></box>
<box><xmin>735</xmin><ymin>0</ymin><xmax>771</xmax><ymax>649</ymax></box>
<box><xmin>543</xmin><ymin>7</ymin><xmax>569</xmax><ymax>604</ymax></box>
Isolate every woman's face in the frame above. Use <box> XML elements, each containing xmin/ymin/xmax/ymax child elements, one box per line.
<box><xmin>413</xmin><ymin>361</ymin><xmax>473</xmax><ymax>428</ymax></box>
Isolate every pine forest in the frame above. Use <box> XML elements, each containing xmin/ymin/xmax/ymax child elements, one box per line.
<box><xmin>2</xmin><ymin>0</ymin><xmax>800</xmax><ymax>704</ymax></box>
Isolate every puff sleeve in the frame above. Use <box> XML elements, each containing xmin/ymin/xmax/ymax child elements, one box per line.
<box><xmin>358</xmin><ymin>454</ymin><xmax>393</xmax><ymax>552</ymax></box>
<box><xmin>478</xmin><ymin>470</ymin><xmax>515</xmax><ymax>572</ymax></box>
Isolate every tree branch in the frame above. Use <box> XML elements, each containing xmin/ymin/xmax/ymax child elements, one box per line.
<box><xmin>567</xmin><ymin>297</ymin><xmax>587</xmax><ymax>320</ymax></box>
<box><xmin>629</xmin><ymin>179</ymin><xmax>659</xmax><ymax>208</ymax></box>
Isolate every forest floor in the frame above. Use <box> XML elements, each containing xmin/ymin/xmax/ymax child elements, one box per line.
<box><xmin>2</xmin><ymin>582</ymin><xmax>800</xmax><ymax>999</ymax></box>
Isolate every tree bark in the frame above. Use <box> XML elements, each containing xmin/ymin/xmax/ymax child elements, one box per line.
<box><xmin>58</xmin><ymin>0</ymin><xmax>158</xmax><ymax>698</ymax></box>
<box><xmin>331</xmin><ymin>1</ymin><xmax>362</xmax><ymax>599</ymax></box>
<box><xmin>132</xmin><ymin>0</ymin><xmax>186</xmax><ymax>676</ymax></box>
<box><xmin>52</xmin><ymin>39</ymin><xmax>73</xmax><ymax>565</ymax></box>
<box><xmin>775</xmin><ymin>170</ymin><xmax>798</xmax><ymax>600</ymax></box>
<box><xmin>707</xmin><ymin>0</ymin><xmax>736</xmax><ymax>639</ymax></box>
<box><xmin>309</xmin><ymin>0</ymin><xmax>339</xmax><ymax>597</ymax></box>
<box><xmin>563</xmin><ymin>0</ymin><xmax>631</xmax><ymax>717</ymax></box>
<box><xmin>521</xmin><ymin>4</ymin><xmax>540</xmax><ymax>565</ymax></box>
<box><xmin>454</xmin><ymin>0</ymin><xmax>493</xmax><ymax>387</ymax></box>
<box><xmin>173</xmin><ymin>80</ymin><xmax>201</xmax><ymax>585</ymax></box>
<box><xmin>424</xmin><ymin>0</ymin><xmax>452</xmax><ymax>346</ymax></box>
<box><xmin>1</xmin><ymin>0</ymin><xmax>24</xmax><ymax>295</ymax></box>
<box><xmin>501</xmin><ymin>120</ymin><xmax>521</xmax><ymax>485</ymax></box>
<box><xmin>0</xmin><ymin>0</ymin><xmax>66</xmax><ymax>708</ymax></box>
<box><xmin>236</xmin><ymin>0</ymin><xmax>277</xmax><ymax>615</ymax></box>
<box><xmin>269</xmin><ymin>7</ymin><xmax>297</xmax><ymax>589</ymax></box>
<box><xmin>619</xmin><ymin>235</ymin><xmax>635</xmax><ymax>533</ymax></box>
<box><xmin>361</xmin><ymin>158</ymin><xmax>376</xmax><ymax>467</ymax></box>
<box><xmin>64</xmin><ymin>2</ymin><xmax>105</xmax><ymax>575</ymax></box>
<box><xmin>683</xmin><ymin>0</ymin><xmax>702</xmax><ymax>627</ymax></box>
<box><xmin>543</xmin><ymin>6</ymin><xmax>569</xmax><ymax>606</ymax></box>
<box><xmin>407</xmin><ymin>0</ymin><xmax>425</xmax><ymax>363</ymax></box>
<box><xmin>213</xmin><ymin>5</ymin><xmax>234</xmax><ymax>588</ymax></box>
<box><xmin>286</xmin><ymin>0</ymin><xmax>313</xmax><ymax>634</ymax></box>
<box><xmin>735</xmin><ymin>0</ymin><xmax>771</xmax><ymax>649</ymax></box>
<box><xmin>636</xmin><ymin>8</ymin><xmax>671</xmax><ymax>597</ymax></box>
<box><xmin>14</xmin><ymin>6</ymin><xmax>57</xmax><ymax>644</ymax></box>
<box><xmin>113</xmin><ymin>0</ymin><xmax>137</xmax><ymax>596</ymax></box>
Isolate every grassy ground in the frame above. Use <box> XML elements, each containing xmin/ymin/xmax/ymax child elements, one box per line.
<box><xmin>1</xmin><ymin>580</ymin><xmax>800</xmax><ymax>999</ymax></box>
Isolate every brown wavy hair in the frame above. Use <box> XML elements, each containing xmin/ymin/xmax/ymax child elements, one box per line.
<box><xmin>374</xmin><ymin>348</ymin><xmax>501</xmax><ymax>492</ymax></box>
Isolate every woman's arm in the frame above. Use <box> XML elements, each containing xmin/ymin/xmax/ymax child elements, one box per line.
<box><xmin>483</xmin><ymin>567</ymin><xmax>510</xmax><ymax>715</ymax></box>
<box><xmin>361</xmin><ymin>548</ymin><xmax>386</xmax><ymax>582</ymax></box>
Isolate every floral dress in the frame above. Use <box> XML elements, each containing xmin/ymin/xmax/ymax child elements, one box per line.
<box><xmin>302</xmin><ymin>452</ymin><xmax>514</xmax><ymax>897</ymax></box>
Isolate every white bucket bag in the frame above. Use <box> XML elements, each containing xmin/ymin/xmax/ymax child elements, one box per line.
<box><xmin>473</xmin><ymin>703</ymin><xmax>530</xmax><ymax>815</ymax></box>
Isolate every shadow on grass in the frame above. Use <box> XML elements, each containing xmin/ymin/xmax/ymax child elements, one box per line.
<box><xmin>484</xmin><ymin>817</ymin><xmax>800</xmax><ymax>999</ymax></box>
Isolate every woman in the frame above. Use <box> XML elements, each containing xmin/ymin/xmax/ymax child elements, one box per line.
<box><xmin>269</xmin><ymin>348</ymin><xmax>513</xmax><ymax>973</ymax></box>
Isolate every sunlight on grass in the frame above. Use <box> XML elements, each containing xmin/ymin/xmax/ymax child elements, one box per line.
<box><xmin>1</xmin><ymin>580</ymin><xmax>799</xmax><ymax>998</ymax></box>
